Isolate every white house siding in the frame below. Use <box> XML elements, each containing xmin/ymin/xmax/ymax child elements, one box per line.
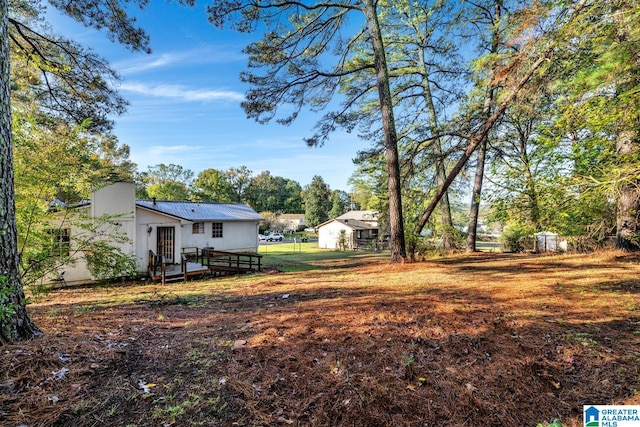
<box><xmin>61</xmin><ymin>182</ymin><xmax>137</xmax><ymax>284</ymax></box>
<box><xmin>318</xmin><ymin>221</ymin><xmax>354</xmax><ymax>250</ymax></box>
<box><xmin>199</xmin><ymin>221</ymin><xmax>258</xmax><ymax>252</ymax></box>
<box><xmin>92</xmin><ymin>182</ymin><xmax>136</xmax><ymax>267</ymax></box>
<box><xmin>182</xmin><ymin>221</ymin><xmax>259</xmax><ymax>253</ymax></box>
<box><xmin>91</xmin><ymin>182</ymin><xmax>136</xmax><ymax>219</ymax></box>
<box><xmin>60</xmin><ymin>259</ymin><xmax>90</xmax><ymax>285</ymax></box>
<box><xmin>135</xmin><ymin>209</ymin><xmax>183</xmax><ymax>272</ymax></box>
<box><xmin>61</xmin><ymin>205</ymin><xmax>91</xmax><ymax>284</ymax></box>
<box><xmin>136</xmin><ymin>212</ymin><xmax>260</xmax><ymax>271</ymax></box>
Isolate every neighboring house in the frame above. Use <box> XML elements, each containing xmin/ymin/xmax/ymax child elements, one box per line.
<box><xmin>317</xmin><ymin>210</ymin><xmax>380</xmax><ymax>250</ymax></box>
<box><xmin>278</xmin><ymin>213</ymin><xmax>305</xmax><ymax>233</ymax></box>
<box><xmin>335</xmin><ymin>210</ymin><xmax>379</xmax><ymax>226</ymax></box>
<box><xmin>56</xmin><ymin>182</ymin><xmax>263</xmax><ymax>285</ymax></box>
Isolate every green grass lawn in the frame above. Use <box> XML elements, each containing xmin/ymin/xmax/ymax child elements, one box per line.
<box><xmin>258</xmin><ymin>242</ymin><xmax>388</xmax><ymax>271</ymax></box>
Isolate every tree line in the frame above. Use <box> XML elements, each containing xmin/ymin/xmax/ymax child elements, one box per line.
<box><xmin>1</xmin><ymin>0</ymin><xmax>639</xmax><ymax>342</ymax></box>
<box><xmin>135</xmin><ymin>163</ymin><xmax>352</xmax><ymax>226</ymax></box>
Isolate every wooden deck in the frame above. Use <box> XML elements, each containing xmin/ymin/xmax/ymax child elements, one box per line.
<box><xmin>165</xmin><ymin>262</ymin><xmax>211</xmax><ymax>277</ymax></box>
<box><xmin>196</xmin><ymin>248</ymin><xmax>262</xmax><ymax>277</ymax></box>
<box><xmin>148</xmin><ymin>251</ymin><xmax>210</xmax><ymax>285</ymax></box>
<box><xmin>149</xmin><ymin>248</ymin><xmax>262</xmax><ymax>284</ymax></box>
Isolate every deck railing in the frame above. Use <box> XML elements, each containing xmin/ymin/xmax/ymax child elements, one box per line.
<box><xmin>148</xmin><ymin>250</ymin><xmax>167</xmax><ymax>284</ymax></box>
<box><xmin>150</xmin><ymin>247</ymin><xmax>263</xmax><ymax>283</ymax></box>
<box><xmin>200</xmin><ymin>248</ymin><xmax>262</xmax><ymax>275</ymax></box>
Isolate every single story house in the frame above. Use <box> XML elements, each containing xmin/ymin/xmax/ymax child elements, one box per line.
<box><xmin>317</xmin><ymin>210</ymin><xmax>380</xmax><ymax>250</ymax></box>
<box><xmin>56</xmin><ymin>182</ymin><xmax>263</xmax><ymax>285</ymax></box>
<box><xmin>278</xmin><ymin>213</ymin><xmax>305</xmax><ymax>233</ymax></box>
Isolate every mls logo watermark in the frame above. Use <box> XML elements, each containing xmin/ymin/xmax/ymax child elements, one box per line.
<box><xmin>584</xmin><ymin>406</ymin><xmax>640</xmax><ymax>427</ymax></box>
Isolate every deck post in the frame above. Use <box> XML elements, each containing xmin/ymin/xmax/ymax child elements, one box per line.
<box><xmin>182</xmin><ymin>254</ymin><xmax>188</xmax><ymax>282</ymax></box>
<box><xmin>161</xmin><ymin>257</ymin><xmax>166</xmax><ymax>285</ymax></box>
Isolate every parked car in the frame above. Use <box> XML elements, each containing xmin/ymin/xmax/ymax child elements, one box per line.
<box><xmin>258</xmin><ymin>234</ymin><xmax>266</xmax><ymax>241</ymax></box>
<box><xmin>266</xmin><ymin>232</ymin><xmax>285</xmax><ymax>241</ymax></box>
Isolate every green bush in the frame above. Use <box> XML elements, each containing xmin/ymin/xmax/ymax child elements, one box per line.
<box><xmin>499</xmin><ymin>222</ymin><xmax>534</xmax><ymax>252</ymax></box>
<box><xmin>85</xmin><ymin>241</ymin><xmax>138</xmax><ymax>282</ymax></box>
<box><xmin>405</xmin><ymin>233</ymin><xmax>434</xmax><ymax>260</ymax></box>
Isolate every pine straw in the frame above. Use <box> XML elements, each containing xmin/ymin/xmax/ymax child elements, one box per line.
<box><xmin>2</xmin><ymin>251</ymin><xmax>640</xmax><ymax>426</ymax></box>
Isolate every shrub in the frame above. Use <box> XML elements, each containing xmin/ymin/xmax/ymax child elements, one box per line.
<box><xmin>499</xmin><ymin>222</ymin><xmax>534</xmax><ymax>252</ymax></box>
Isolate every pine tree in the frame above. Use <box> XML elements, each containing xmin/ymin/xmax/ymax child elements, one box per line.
<box><xmin>1</xmin><ymin>0</ymin><xmax>166</xmax><ymax>343</ymax></box>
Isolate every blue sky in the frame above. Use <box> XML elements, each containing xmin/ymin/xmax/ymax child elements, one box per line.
<box><xmin>47</xmin><ymin>2</ymin><xmax>371</xmax><ymax>191</ymax></box>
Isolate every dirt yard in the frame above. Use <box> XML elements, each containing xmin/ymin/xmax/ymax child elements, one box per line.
<box><xmin>2</xmin><ymin>251</ymin><xmax>640</xmax><ymax>426</ymax></box>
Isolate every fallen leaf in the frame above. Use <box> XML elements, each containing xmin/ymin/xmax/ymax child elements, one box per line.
<box><xmin>58</xmin><ymin>354</ymin><xmax>72</xmax><ymax>363</ymax></box>
<box><xmin>233</xmin><ymin>340</ymin><xmax>248</xmax><ymax>350</ymax></box>
<box><xmin>138</xmin><ymin>381</ymin><xmax>156</xmax><ymax>393</ymax></box>
<box><xmin>52</xmin><ymin>367</ymin><xmax>69</xmax><ymax>380</ymax></box>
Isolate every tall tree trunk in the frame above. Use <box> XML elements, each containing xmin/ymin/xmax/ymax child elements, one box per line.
<box><xmin>615</xmin><ymin>129</ymin><xmax>640</xmax><ymax>251</ymax></box>
<box><xmin>524</xmin><ymin>163</ymin><xmax>542</xmax><ymax>231</ymax></box>
<box><xmin>466</xmin><ymin>0</ymin><xmax>501</xmax><ymax>252</ymax></box>
<box><xmin>413</xmin><ymin>49</ymin><xmax>550</xmax><ymax>235</ymax></box>
<box><xmin>364</xmin><ymin>0</ymin><xmax>406</xmax><ymax>261</ymax></box>
<box><xmin>418</xmin><ymin>49</ymin><xmax>454</xmax><ymax>249</ymax></box>
<box><xmin>0</xmin><ymin>0</ymin><xmax>41</xmax><ymax>343</ymax></box>
<box><xmin>466</xmin><ymin>137</ymin><xmax>487</xmax><ymax>251</ymax></box>
<box><xmin>438</xmin><ymin>170</ymin><xmax>454</xmax><ymax>249</ymax></box>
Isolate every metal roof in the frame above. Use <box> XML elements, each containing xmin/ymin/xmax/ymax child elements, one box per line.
<box><xmin>335</xmin><ymin>210</ymin><xmax>380</xmax><ymax>221</ymax></box>
<box><xmin>48</xmin><ymin>198</ymin><xmax>90</xmax><ymax>211</ymax></box>
<box><xmin>136</xmin><ymin>200</ymin><xmax>263</xmax><ymax>222</ymax></box>
<box><xmin>316</xmin><ymin>218</ymin><xmax>377</xmax><ymax>230</ymax></box>
<box><xmin>279</xmin><ymin>213</ymin><xmax>304</xmax><ymax>219</ymax></box>
<box><xmin>334</xmin><ymin>218</ymin><xmax>377</xmax><ymax>230</ymax></box>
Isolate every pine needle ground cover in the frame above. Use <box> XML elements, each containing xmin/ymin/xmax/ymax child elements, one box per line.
<box><xmin>2</xmin><ymin>251</ymin><xmax>639</xmax><ymax>426</ymax></box>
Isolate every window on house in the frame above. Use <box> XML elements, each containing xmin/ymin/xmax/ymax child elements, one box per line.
<box><xmin>192</xmin><ymin>222</ymin><xmax>204</xmax><ymax>234</ymax></box>
<box><xmin>48</xmin><ymin>228</ymin><xmax>70</xmax><ymax>257</ymax></box>
<box><xmin>371</xmin><ymin>229</ymin><xmax>379</xmax><ymax>237</ymax></box>
<box><xmin>211</xmin><ymin>222</ymin><xmax>223</xmax><ymax>238</ymax></box>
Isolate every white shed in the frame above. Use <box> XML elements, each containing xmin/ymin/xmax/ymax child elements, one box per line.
<box><xmin>535</xmin><ymin>231</ymin><xmax>558</xmax><ymax>252</ymax></box>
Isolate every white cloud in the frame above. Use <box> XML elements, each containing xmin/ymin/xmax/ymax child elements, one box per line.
<box><xmin>117</xmin><ymin>53</ymin><xmax>187</xmax><ymax>74</ymax></box>
<box><xmin>147</xmin><ymin>145</ymin><xmax>199</xmax><ymax>154</ymax></box>
<box><xmin>114</xmin><ymin>48</ymin><xmax>245</xmax><ymax>75</ymax></box>
<box><xmin>132</xmin><ymin>145</ymin><xmax>202</xmax><ymax>171</ymax></box>
<box><xmin>119</xmin><ymin>82</ymin><xmax>245</xmax><ymax>102</ymax></box>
